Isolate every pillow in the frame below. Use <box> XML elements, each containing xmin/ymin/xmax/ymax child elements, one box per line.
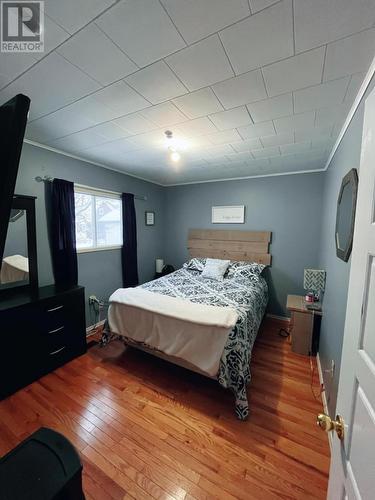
<box><xmin>227</xmin><ymin>261</ymin><xmax>266</xmax><ymax>279</ymax></box>
<box><xmin>183</xmin><ymin>257</ymin><xmax>206</xmax><ymax>272</ymax></box>
<box><xmin>201</xmin><ymin>258</ymin><xmax>230</xmax><ymax>281</ymax></box>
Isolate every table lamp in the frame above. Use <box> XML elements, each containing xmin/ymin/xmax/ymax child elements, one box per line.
<box><xmin>303</xmin><ymin>269</ymin><xmax>326</xmax><ymax>302</ymax></box>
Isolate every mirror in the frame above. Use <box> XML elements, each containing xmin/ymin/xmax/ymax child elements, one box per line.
<box><xmin>0</xmin><ymin>195</ymin><xmax>38</xmax><ymax>294</ymax></box>
<box><xmin>335</xmin><ymin>168</ymin><xmax>358</xmax><ymax>262</ymax></box>
<box><xmin>0</xmin><ymin>209</ymin><xmax>29</xmax><ymax>289</ymax></box>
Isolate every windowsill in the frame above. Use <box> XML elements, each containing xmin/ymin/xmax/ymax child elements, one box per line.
<box><xmin>77</xmin><ymin>245</ymin><xmax>122</xmax><ymax>254</ymax></box>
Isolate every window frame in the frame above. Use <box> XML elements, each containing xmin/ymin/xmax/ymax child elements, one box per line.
<box><xmin>74</xmin><ymin>184</ymin><xmax>123</xmax><ymax>254</ymax></box>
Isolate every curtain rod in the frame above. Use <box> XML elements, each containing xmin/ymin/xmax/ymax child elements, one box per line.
<box><xmin>34</xmin><ymin>176</ymin><xmax>147</xmax><ymax>201</ymax></box>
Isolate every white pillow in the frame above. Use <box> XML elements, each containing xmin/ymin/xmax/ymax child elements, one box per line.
<box><xmin>201</xmin><ymin>258</ymin><xmax>230</xmax><ymax>281</ymax></box>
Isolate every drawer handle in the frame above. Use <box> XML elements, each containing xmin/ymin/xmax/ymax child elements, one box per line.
<box><xmin>47</xmin><ymin>305</ymin><xmax>64</xmax><ymax>313</ymax></box>
<box><xmin>49</xmin><ymin>326</ymin><xmax>64</xmax><ymax>334</ymax></box>
<box><xmin>50</xmin><ymin>346</ymin><xmax>66</xmax><ymax>356</ymax></box>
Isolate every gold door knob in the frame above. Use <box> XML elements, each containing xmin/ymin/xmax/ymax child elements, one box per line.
<box><xmin>317</xmin><ymin>413</ymin><xmax>345</xmax><ymax>441</ymax></box>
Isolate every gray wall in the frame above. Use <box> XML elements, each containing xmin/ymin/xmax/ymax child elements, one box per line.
<box><xmin>164</xmin><ymin>173</ymin><xmax>324</xmax><ymax>316</ymax></box>
<box><xmin>14</xmin><ymin>143</ymin><xmax>166</xmax><ymax>324</ymax></box>
<box><xmin>318</xmin><ymin>75</ymin><xmax>375</xmax><ymax>416</ymax></box>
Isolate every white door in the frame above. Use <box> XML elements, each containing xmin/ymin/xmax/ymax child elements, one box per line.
<box><xmin>325</xmin><ymin>85</ymin><xmax>375</xmax><ymax>499</ymax></box>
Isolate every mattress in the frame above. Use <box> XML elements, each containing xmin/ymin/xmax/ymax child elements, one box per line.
<box><xmin>108</xmin><ymin>266</ymin><xmax>268</xmax><ymax>419</ymax></box>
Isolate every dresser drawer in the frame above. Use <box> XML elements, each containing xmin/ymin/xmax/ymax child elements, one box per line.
<box><xmin>0</xmin><ymin>285</ymin><xmax>87</xmax><ymax>399</ymax></box>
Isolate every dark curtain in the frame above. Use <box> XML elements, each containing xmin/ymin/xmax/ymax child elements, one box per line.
<box><xmin>51</xmin><ymin>178</ymin><xmax>78</xmax><ymax>287</ymax></box>
<box><xmin>121</xmin><ymin>193</ymin><xmax>139</xmax><ymax>287</ymax></box>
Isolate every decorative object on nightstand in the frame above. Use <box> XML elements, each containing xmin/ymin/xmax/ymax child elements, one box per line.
<box><xmin>303</xmin><ymin>268</ymin><xmax>326</xmax><ymax>303</ymax></box>
<box><xmin>145</xmin><ymin>211</ymin><xmax>155</xmax><ymax>226</ymax></box>
<box><xmin>287</xmin><ymin>294</ymin><xmax>322</xmax><ymax>356</ymax></box>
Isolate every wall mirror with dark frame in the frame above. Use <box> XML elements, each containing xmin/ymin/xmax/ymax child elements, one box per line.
<box><xmin>0</xmin><ymin>195</ymin><xmax>38</xmax><ymax>294</ymax></box>
<box><xmin>335</xmin><ymin>168</ymin><xmax>359</xmax><ymax>262</ymax></box>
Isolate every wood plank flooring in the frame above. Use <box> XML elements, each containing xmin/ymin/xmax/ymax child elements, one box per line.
<box><xmin>0</xmin><ymin>319</ymin><xmax>329</xmax><ymax>499</ymax></box>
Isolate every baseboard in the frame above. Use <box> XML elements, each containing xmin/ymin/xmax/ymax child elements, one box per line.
<box><xmin>316</xmin><ymin>352</ymin><xmax>333</xmax><ymax>452</ymax></box>
<box><xmin>86</xmin><ymin>319</ymin><xmax>105</xmax><ymax>336</ymax></box>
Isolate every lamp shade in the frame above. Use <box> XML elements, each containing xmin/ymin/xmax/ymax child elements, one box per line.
<box><xmin>304</xmin><ymin>269</ymin><xmax>326</xmax><ymax>292</ymax></box>
<box><xmin>155</xmin><ymin>259</ymin><xmax>164</xmax><ymax>273</ymax></box>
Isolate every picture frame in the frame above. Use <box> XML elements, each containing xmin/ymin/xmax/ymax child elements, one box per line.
<box><xmin>145</xmin><ymin>211</ymin><xmax>155</xmax><ymax>226</ymax></box>
<box><xmin>212</xmin><ymin>205</ymin><xmax>245</xmax><ymax>224</ymax></box>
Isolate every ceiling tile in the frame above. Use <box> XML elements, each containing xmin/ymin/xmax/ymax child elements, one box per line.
<box><xmin>226</xmin><ymin>151</ymin><xmax>252</xmax><ymax>162</ymax></box>
<box><xmin>311</xmin><ymin>137</ymin><xmax>335</xmax><ymax>150</ymax></box>
<box><xmin>160</xmin><ymin>0</ymin><xmax>250</xmax><ymax>44</ymax></box>
<box><xmin>202</xmin><ymin>144</ymin><xmax>235</xmax><ymax>158</ymax></box>
<box><xmin>231</xmin><ymin>138</ymin><xmax>262</xmax><ymax>152</ymax></box>
<box><xmin>0</xmin><ymin>52</ymin><xmax>101</xmax><ymax>120</ymax></box>
<box><xmin>67</xmin><ymin>94</ymin><xmax>122</xmax><ymax>123</ymax></box>
<box><xmin>274</xmin><ymin>111</ymin><xmax>315</xmax><ymax>133</ymax></box>
<box><xmin>209</xmin><ymin>106</ymin><xmax>252</xmax><ymax>130</ymax></box>
<box><xmin>261</xmin><ymin>132</ymin><xmax>294</xmax><ymax>146</ymax></box>
<box><xmin>45</xmin><ymin>0</ymin><xmax>116</xmax><ymax>34</ymax></box>
<box><xmin>93</xmin><ymin>81</ymin><xmax>151</xmax><ymax>116</ymax></box>
<box><xmin>249</xmin><ymin>0</ymin><xmax>280</xmax><ymax>13</ymax></box>
<box><xmin>96</xmin><ymin>0</ymin><xmax>185</xmax><ymax>67</ymax></box>
<box><xmin>34</xmin><ymin>15</ymin><xmax>70</xmax><ymax>59</ymax></box>
<box><xmin>113</xmin><ymin>113</ymin><xmax>157</xmax><ymax>135</ymax></box>
<box><xmin>280</xmin><ymin>141</ymin><xmax>312</xmax><ymax>154</ymax></box>
<box><xmin>177</xmin><ymin>117</ymin><xmax>218</xmax><ymax>137</ymax></box>
<box><xmin>246</xmin><ymin>93</ymin><xmax>293</xmax><ymax>122</ymax></box>
<box><xmin>25</xmin><ymin>105</ymin><xmax>97</xmax><ymax>142</ymax></box>
<box><xmin>293</xmin><ymin>77</ymin><xmax>350</xmax><ymax>113</ymax></box>
<box><xmin>49</xmin><ymin>128</ymin><xmax>110</xmax><ymax>152</ymax></box>
<box><xmin>237</xmin><ymin>120</ymin><xmax>275</xmax><ymax>139</ymax></box>
<box><xmin>252</xmin><ymin>146</ymin><xmax>280</xmax><ymax>159</ymax></box>
<box><xmin>57</xmin><ymin>24</ymin><xmax>138</xmax><ymax>85</ymax></box>
<box><xmin>0</xmin><ymin>53</ymin><xmax>37</xmax><ymax>89</ymax></box>
<box><xmin>262</xmin><ymin>47</ymin><xmax>325</xmax><ymax>97</ymax></box>
<box><xmin>344</xmin><ymin>73</ymin><xmax>366</xmax><ymax>103</ymax></box>
<box><xmin>89</xmin><ymin>121</ymin><xmax>131</xmax><ymax>140</ymax></box>
<box><xmin>125</xmin><ymin>61</ymin><xmax>188</xmax><ymax>104</ymax></box>
<box><xmin>315</xmin><ymin>102</ymin><xmax>351</xmax><ymax>128</ymax></box>
<box><xmin>220</xmin><ymin>0</ymin><xmax>293</xmax><ymax>75</ymax></box>
<box><xmin>206</xmin><ymin>129</ymin><xmax>242</xmax><ymax>145</ymax></box>
<box><xmin>172</xmin><ymin>88</ymin><xmax>223</xmax><ymax>119</ymax></box>
<box><xmin>294</xmin><ymin>125</ymin><xmax>333</xmax><ymax>143</ymax></box>
<box><xmin>212</xmin><ymin>69</ymin><xmax>267</xmax><ymax>109</ymax></box>
<box><xmin>129</xmin><ymin>129</ymin><xmax>169</xmax><ymax>149</ymax></box>
<box><xmin>165</xmin><ymin>35</ymin><xmax>234</xmax><ymax>91</ymax></box>
<box><xmin>294</xmin><ymin>0</ymin><xmax>375</xmax><ymax>53</ymax></box>
<box><xmin>141</xmin><ymin>102</ymin><xmax>188</xmax><ymax>127</ymax></box>
<box><xmin>323</xmin><ymin>29</ymin><xmax>375</xmax><ymax>82</ymax></box>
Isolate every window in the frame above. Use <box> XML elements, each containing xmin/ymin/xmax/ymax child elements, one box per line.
<box><xmin>74</xmin><ymin>186</ymin><xmax>122</xmax><ymax>252</ymax></box>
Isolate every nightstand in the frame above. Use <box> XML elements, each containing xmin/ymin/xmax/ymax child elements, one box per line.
<box><xmin>286</xmin><ymin>294</ymin><xmax>322</xmax><ymax>356</ymax></box>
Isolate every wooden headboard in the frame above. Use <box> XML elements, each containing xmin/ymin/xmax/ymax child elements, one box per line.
<box><xmin>188</xmin><ymin>229</ymin><xmax>272</xmax><ymax>265</ymax></box>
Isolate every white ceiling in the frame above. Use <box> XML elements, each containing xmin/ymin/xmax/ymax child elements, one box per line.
<box><xmin>1</xmin><ymin>0</ymin><xmax>375</xmax><ymax>185</ymax></box>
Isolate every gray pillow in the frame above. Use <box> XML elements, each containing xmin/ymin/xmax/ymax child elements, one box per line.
<box><xmin>201</xmin><ymin>258</ymin><xmax>230</xmax><ymax>281</ymax></box>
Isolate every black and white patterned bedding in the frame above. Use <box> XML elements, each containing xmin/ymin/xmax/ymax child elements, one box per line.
<box><xmin>139</xmin><ymin>267</ymin><xmax>268</xmax><ymax>420</ymax></box>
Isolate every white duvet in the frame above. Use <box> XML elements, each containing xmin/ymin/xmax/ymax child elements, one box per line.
<box><xmin>108</xmin><ymin>287</ymin><xmax>239</xmax><ymax>376</ymax></box>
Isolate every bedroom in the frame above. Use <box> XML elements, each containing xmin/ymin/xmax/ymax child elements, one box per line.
<box><xmin>0</xmin><ymin>0</ymin><xmax>374</xmax><ymax>498</ymax></box>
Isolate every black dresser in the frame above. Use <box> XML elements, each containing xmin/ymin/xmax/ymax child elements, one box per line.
<box><xmin>0</xmin><ymin>285</ymin><xmax>87</xmax><ymax>399</ymax></box>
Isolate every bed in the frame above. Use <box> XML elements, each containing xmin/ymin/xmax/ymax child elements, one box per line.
<box><xmin>105</xmin><ymin>229</ymin><xmax>271</xmax><ymax>420</ymax></box>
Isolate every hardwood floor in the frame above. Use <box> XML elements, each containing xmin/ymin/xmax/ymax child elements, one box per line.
<box><xmin>0</xmin><ymin>319</ymin><xmax>329</xmax><ymax>499</ymax></box>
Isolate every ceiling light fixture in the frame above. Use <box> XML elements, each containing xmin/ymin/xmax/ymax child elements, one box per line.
<box><xmin>165</xmin><ymin>130</ymin><xmax>181</xmax><ymax>163</ymax></box>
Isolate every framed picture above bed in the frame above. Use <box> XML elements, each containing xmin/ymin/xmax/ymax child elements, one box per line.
<box><xmin>212</xmin><ymin>205</ymin><xmax>245</xmax><ymax>224</ymax></box>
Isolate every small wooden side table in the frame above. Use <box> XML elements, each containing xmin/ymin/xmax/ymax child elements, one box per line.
<box><xmin>286</xmin><ymin>294</ymin><xmax>322</xmax><ymax>356</ymax></box>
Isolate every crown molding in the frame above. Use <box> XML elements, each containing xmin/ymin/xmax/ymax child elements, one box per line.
<box><xmin>324</xmin><ymin>55</ymin><xmax>375</xmax><ymax>171</ymax></box>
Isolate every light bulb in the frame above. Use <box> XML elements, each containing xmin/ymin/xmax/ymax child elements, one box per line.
<box><xmin>170</xmin><ymin>151</ymin><xmax>181</xmax><ymax>162</ymax></box>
